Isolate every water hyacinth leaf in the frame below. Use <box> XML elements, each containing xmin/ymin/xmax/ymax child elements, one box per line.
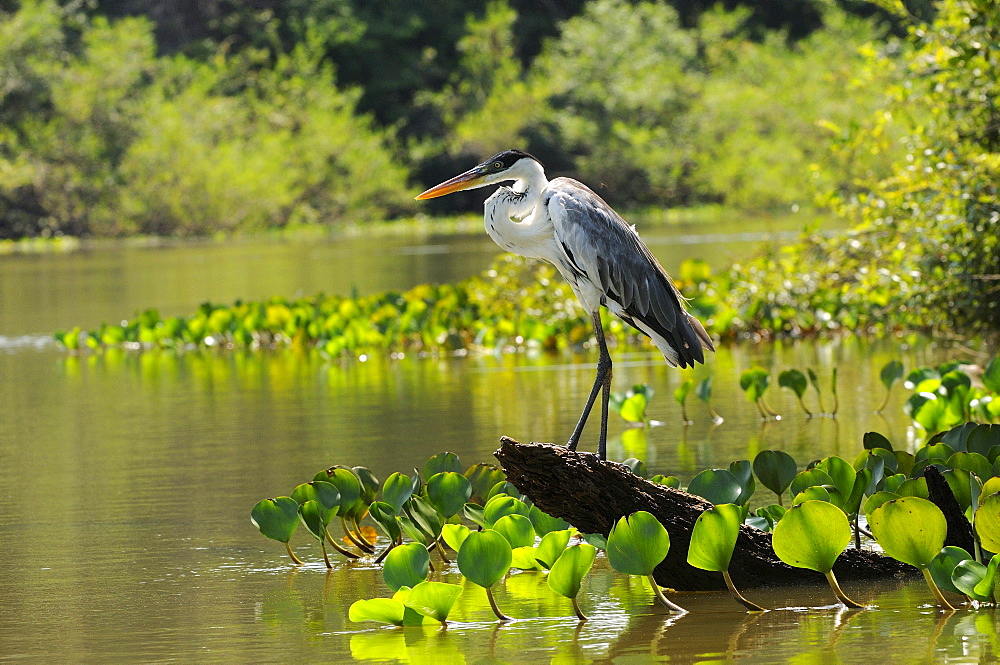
<box><xmin>942</xmin><ymin>469</ymin><xmax>974</xmax><ymax>512</ymax></box>
<box><xmin>984</xmin><ymin>357</ymin><xmax>1000</xmax><ymax>394</ymax></box>
<box><xmin>947</xmin><ymin>452</ymin><xmax>992</xmax><ymax>481</ymax></box>
<box><xmin>441</xmin><ymin>523</ymin><xmax>471</xmax><ymax>552</ymax></box>
<box><xmin>883</xmin><ymin>474</ymin><xmax>907</xmax><ymax>494</ymax></box>
<box><xmin>535</xmin><ymin>529</ymin><xmax>572</xmax><ymax>569</ymax></box>
<box><xmin>975</xmin><ymin>492</ymin><xmax>1000</xmax><ymax>554</ymax></box>
<box><xmin>844</xmin><ymin>468</ymin><xmax>872</xmax><ymax>518</ymax></box>
<box><xmin>382</xmin><ymin>472</ymin><xmax>414</xmax><ymax>514</ymax></box>
<box><xmin>251</xmin><ymin>497</ymin><xmax>300</xmax><ymax>543</ymax></box>
<box><xmin>816</xmin><ymin>456</ymin><xmax>858</xmax><ymax>500</ymax></box>
<box><xmin>463</xmin><ymin>502</ymin><xmax>487</xmax><ymax>528</ymax></box>
<box><xmin>728</xmin><ymin>460</ymin><xmax>756</xmax><ymax>505</ymax></box>
<box><xmin>405</xmin><ymin>495</ymin><xmax>444</xmax><ymax>540</ymax></box>
<box><xmin>619</xmin><ymin>393</ymin><xmax>648</xmax><ymax>423</ymax></box>
<box><xmin>739</xmin><ymin>367</ymin><xmax>770</xmax><ymax>402</ymax></box>
<box><xmin>938</xmin><ymin>422</ymin><xmax>977</xmax><ymax>452</ymax></box>
<box><xmin>426</xmin><ymin>472</ymin><xmax>472</xmax><ymax>518</ymax></box>
<box><xmin>952</xmin><ymin>560</ymin><xmax>993</xmax><ymax>603</ymax></box>
<box><xmin>895</xmin><ymin>478</ymin><xmax>929</xmax><ymax>499</ymax></box>
<box><xmin>981</xmin><ymin>478</ymin><xmax>1000</xmax><ymax>503</ymax></box>
<box><xmin>484</xmin><ymin>495</ymin><xmax>530</xmax><ymax>527</ymax></box>
<box><xmin>457</xmin><ymin>529</ymin><xmax>512</xmax><ymax>589</ymax></box>
<box><xmin>315</xmin><ymin>467</ymin><xmax>363</xmax><ymax>519</ymax></box>
<box><xmin>915</xmin><ymin>442</ymin><xmax>957</xmax><ymax>466</ymax></box>
<box><xmin>687</xmin><ymin>504</ymin><xmax>743</xmax><ymax>572</ymax></box>
<box><xmin>354</xmin><ymin>466</ymin><xmax>380</xmax><ymax>504</ymax></box>
<box><xmin>863</xmin><ymin>491</ymin><xmax>902</xmax><ymax>517</ymax></box>
<box><xmin>290</xmin><ymin>481</ymin><xmax>340</xmax><ymax>524</ymax></box>
<box><xmin>487</xmin><ymin>481</ymin><xmax>524</xmax><ymax>502</ymax></box>
<box><xmin>465</xmin><ymin>463</ymin><xmax>505</xmax><ymax>503</ymax></box>
<box><xmin>687</xmin><ymin>469</ymin><xmax>742</xmax><ymax>506</ymax></box>
<box><xmin>383</xmin><ymin>543</ymin><xmax>430</xmax><ymax>592</ymax></box>
<box><xmin>298</xmin><ymin>500</ymin><xmax>328</xmax><ymax>541</ymax></box>
<box><xmin>967</xmin><ymin>425</ymin><xmax>1000</xmax><ymax>457</ymax></box>
<box><xmin>650</xmin><ymin>474</ymin><xmax>681</xmax><ymax>488</ymax></box>
<box><xmin>492</xmin><ymin>514</ymin><xmax>535</xmax><ymax>549</ymax></box>
<box><xmin>973</xmin><ymin>556</ymin><xmax>1000</xmax><ymax>603</ymax></box>
<box><xmin>793</xmin><ymin>486</ymin><xmax>833</xmax><ymax>506</ymax></box>
<box><xmin>929</xmin><ymin>546</ymin><xmax>974</xmax><ymax>596</ymax></box>
<box><xmin>581</xmin><ymin>532</ymin><xmax>608</xmax><ymax>549</ymax></box>
<box><xmin>753</xmin><ymin>450</ymin><xmax>798</xmax><ymax>504</ymax></box>
<box><xmin>772</xmin><ymin>501</ymin><xmax>851</xmax><ymax>574</ymax></box>
<box><xmin>403</xmin><ymin>581</ymin><xmax>463</xmax><ymax>624</ymax></box>
<box><xmin>348</xmin><ymin>598</ymin><xmax>406</xmax><ymax>626</ymax></box>
<box><xmin>674</xmin><ymin>379</ymin><xmax>693</xmax><ymax>407</ymax></box>
<box><xmin>510</xmin><ymin>546</ymin><xmax>542</xmax><ymax>571</ymax></box>
<box><xmin>622</xmin><ymin>458</ymin><xmax>648</xmax><ymax>478</ymax></box>
<box><xmin>696</xmin><ymin>376</ymin><xmax>712</xmax><ymax>402</ymax></box>
<box><xmin>881</xmin><ymin>360</ymin><xmax>905</xmax><ymax>391</ymax></box>
<box><xmin>771</xmin><ymin>500</ymin><xmax>860</xmax><ymax>607</ymax></box>
<box><xmin>869</xmin><ymin>497</ymin><xmax>947</xmax><ymax>569</ymax></box>
<box><xmin>528</xmin><ymin>505</ymin><xmax>569</xmax><ymax>537</ymax></box>
<box><xmin>397</xmin><ymin>515</ymin><xmax>432</xmax><ymax>546</ymax></box>
<box><xmin>863</xmin><ymin>432</ymin><xmax>894</xmax><ymax>452</ymax></box>
<box><xmin>905</xmin><ymin>392</ymin><xmax>946</xmax><ymax>433</ymax></box>
<box><xmin>905</xmin><ymin>367</ymin><xmax>940</xmax><ymax>390</ymax></box>
<box><xmin>369</xmin><ymin>501</ymin><xmax>401</xmax><ymax>542</ymax></box>
<box><xmin>548</xmin><ymin>543</ymin><xmax>597</xmax><ymax>610</ymax></box>
<box><xmin>778</xmin><ymin>369</ymin><xmax>808</xmax><ymax>399</ymax></box>
<box><xmin>423</xmin><ymin>452</ymin><xmax>462</xmax><ymax>478</ymax></box>
<box><xmin>789</xmin><ymin>468</ymin><xmax>836</xmax><ymax>498</ymax></box>
<box><xmin>894</xmin><ymin>451</ymin><xmax>915</xmax><ymax>478</ymax></box>
<box><xmin>606</xmin><ymin>511</ymin><xmax>670</xmax><ymax>576</ymax></box>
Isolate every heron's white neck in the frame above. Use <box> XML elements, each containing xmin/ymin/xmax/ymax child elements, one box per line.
<box><xmin>483</xmin><ymin>159</ymin><xmax>554</xmax><ymax>259</ymax></box>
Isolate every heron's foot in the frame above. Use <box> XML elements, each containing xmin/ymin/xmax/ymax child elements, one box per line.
<box><xmin>566</xmin><ymin>437</ymin><xmax>579</xmax><ymax>451</ymax></box>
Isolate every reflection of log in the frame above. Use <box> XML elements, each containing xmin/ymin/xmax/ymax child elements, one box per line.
<box><xmin>496</xmin><ymin>437</ymin><xmax>918</xmax><ymax>591</ymax></box>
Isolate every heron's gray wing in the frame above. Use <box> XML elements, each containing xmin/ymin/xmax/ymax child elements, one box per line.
<box><xmin>546</xmin><ymin>178</ymin><xmax>714</xmax><ymax>367</ymax></box>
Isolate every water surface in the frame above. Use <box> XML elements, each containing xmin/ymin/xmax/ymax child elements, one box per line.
<box><xmin>1</xmin><ymin>215</ymin><xmax>994</xmax><ymax>663</ymax></box>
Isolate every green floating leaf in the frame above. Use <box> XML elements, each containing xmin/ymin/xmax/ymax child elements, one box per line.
<box><xmin>753</xmin><ymin>450</ymin><xmax>798</xmax><ymax>504</ymax></box>
<box><xmin>441</xmin><ymin>523</ymin><xmax>471</xmax><ymax>552</ymax></box>
<box><xmin>298</xmin><ymin>500</ymin><xmax>327</xmax><ymax>541</ymax></box>
<box><xmin>863</xmin><ymin>432</ymin><xmax>894</xmax><ymax>452</ymax></box>
<box><xmin>728</xmin><ymin>460</ymin><xmax>756</xmax><ymax>505</ymax></box>
<box><xmin>771</xmin><ymin>500</ymin><xmax>851</xmax><ymax>574</ymax></box>
<box><xmin>984</xmin><ymin>357</ymin><xmax>1000</xmax><ymax>394</ymax></box>
<box><xmin>484</xmin><ymin>495</ymin><xmax>530</xmax><ymax>527</ymax></box>
<box><xmin>426</xmin><ymin>471</ymin><xmax>473</xmax><ymax>518</ymax></box>
<box><xmin>548</xmin><ymin>543</ymin><xmax>597</xmax><ymax>600</ymax></box>
<box><xmin>674</xmin><ymin>379</ymin><xmax>693</xmax><ymax>406</ymax></box>
<box><xmin>403</xmin><ymin>581</ymin><xmax>463</xmax><ymax>623</ymax></box>
<box><xmin>952</xmin><ymin>559</ymin><xmax>993</xmax><ymax>603</ymax></box>
<box><xmin>528</xmin><ymin>505</ymin><xmax>570</xmax><ymax>536</ymax></box>
<box><xmin>740</xmin><ymin>367</ymin><xmax>770</xmax><ymax>402</ymax></box>
<box><xmin>863</xmin><ymin>491</ymin><xmax>902</xmax><ymax>517</ymax></box>
<box><xmin>511</xmin><ymin>546</ymin><xmax>541</xmax><ymax>571</ymax></box>
<box><xmin>687</xmin><ymin>469</ymin><xmax>742</xmax><ymax>506</ymax></box>
<box><xmin>291</xmin><ymin>481</ymin><xmax>340</xmax><ymax>524</ymax></box>
<box><xmin>383</xmin><ymin>543</ymin><xmax>430</xmax><ymax>592</ymax></box>
<box><xmin>975</xmin><ymin>492</ymin><xmax>1000</xmax><ymax>554</ymax></box>
<box><xmin>465</xmin><ymin>463</ymin><xmax>506</xmax><ymax>503</ymax></box>
<box><xmin>929</xmin><ymin>546</ymin><xmax>974</xmax><ymax>596</ymax></box>
<box><xmin>622</xmin><ymin>458</ymin><xmax>648</xmax><ymax>478</ymax></box>
<box><xmin>457</xmin><ymin>529</ymin><xmax>512</xmax><ymax>589</ymax></box>
<box><xmin>778</xmin><ymin>369</ymin><xmax>808</xmax><ymax>399</ymax></box>
<box><xmin>793</xmin><ymin>486</ymin><xmax>833</xmax><ymax>506</ymax></box>
<box><xmin>789</xmin><ymin>468</ymin><xmax>836</xmax><ymax>498</ymax></box>
<box><xmin>880</xmin><ymin>360</ymin><xmax>904</xmax><ymax>391</ymax></box>
<box><xmin>369</xmin><ymin>501</ymin><xmax>401</xmax><ymax>542</ymax></box>
<box><xmin>606</xmin><ymin>511</ymin><xmax>670</xmax><ymax>576</ymax></box>
<box><xmin>424</xmin><ymin>451</ymin><xmax>463</xmax><ymax>478</ymax></box>
<box><xmin>687</xmin><ymin>504</ymin><xmax>743</xmax><ymax>572</ymax></box>
<box><xmin>348</xmin><ymin>598</ymin><xmax>406</xmax><ymax>626</ymax></box>
<box><xmin>382</xmin><ymin>472</ymin><xmax>414</xmax><ymax>514</ymax></box>
<box><xmin>869</xmin><ymin>497</ymin><xmax>946</xmax><ymax>569</ymax></box>
<box><xmin>251</xmin><ymin>497</ymin><xmax>299</xmax><ymax>543</ymax></box>
<box><xmin>354</xmin><ymin>466</ymin><xmax>380</xmax><ymax>505</ymax></box>
<box><xmin>535</xmin><ymin>529</ymin><xmax>572</xmax><ymax>569</ymax></box>
<box><xmin>315</xmin><ymin>467</ymin><xmax>363</xmax><ymax>519</ymax></box>
<box><xmin>492</xmin><ymin>513</ymin><xmax>535</xmax><ymax>549</ymax></box>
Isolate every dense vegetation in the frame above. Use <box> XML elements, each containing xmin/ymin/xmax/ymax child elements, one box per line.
<box><xmin>1</xmin><ymin>0</ymin><xmax>897</xmax><ymax>237</ymax></box>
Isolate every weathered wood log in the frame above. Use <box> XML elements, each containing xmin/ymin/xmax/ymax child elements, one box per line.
<box><xmin>924</xmin><ymin>465</ymin><xmax>976</xmax><ymax>553</ymax></box>
<box><xmin>495</xmin><ymin>437</ymin><xmax>918</xmax><ymax>591</ymax></box>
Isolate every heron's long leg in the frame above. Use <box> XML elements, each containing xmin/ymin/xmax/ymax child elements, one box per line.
<box><xmin>567</xmin><ymin>310</ymin><xmax>612</xmax><ymax>460</ymax></box>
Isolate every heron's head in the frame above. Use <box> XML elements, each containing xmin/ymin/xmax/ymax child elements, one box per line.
<box><xmin>416</xmin><ymin>150</ymin><xmax>543</xmax><ymax>199</ymax></box>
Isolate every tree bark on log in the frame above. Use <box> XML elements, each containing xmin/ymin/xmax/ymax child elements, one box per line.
<box><xmin>495</xmin><ymin>437</ymin><xmax>918</xmax><ymax>592</ymax></box>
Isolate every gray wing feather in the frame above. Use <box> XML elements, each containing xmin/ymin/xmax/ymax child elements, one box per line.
<box><xmin>547</xmin><ymin>178</ymin><xmax>712</xmax><ymax>366</ymax></box>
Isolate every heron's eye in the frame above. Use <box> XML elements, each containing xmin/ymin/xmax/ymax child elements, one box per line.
<box><xmin>493</xmin><ymin>161</ymin><xmax>503</xmax><ymax>169</ymax></box>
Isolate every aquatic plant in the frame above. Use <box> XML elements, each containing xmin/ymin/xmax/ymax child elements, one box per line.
<box><xmin>687</xmin><ymin>503</ymin><xmax>765</xmax><ymax>611</ymax></box>
<box><xmin>547</xmin><ymin>543</ymin><xmax>597</xmax><ymax>621</ymax></box>
<box><xmin>456</xmin><ymin>529</ymin><xmax>513</xmax><ymax>621</ymax></box>
<box><xmin>606</xmin><ymin>511</ymin><xmax>685</xmax><ymax>612</ymax></box>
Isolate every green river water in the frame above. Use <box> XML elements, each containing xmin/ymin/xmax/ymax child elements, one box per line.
<box><xmin>1</xmin><ymin>216</ymin><xmax>996</xmax><ymax>663</ymax></box>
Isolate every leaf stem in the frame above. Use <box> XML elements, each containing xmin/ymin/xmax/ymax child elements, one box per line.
<box><xmin>922</xmin><ymin>568</ymin><xmax>956</xmax><ymax>611</ymax></box>
<box><xmin>325</xmin><ymin>527</ymin><xmax>361</xmax><ymax>559</ymax></box>
<box><xmin>722</xmin><ymin>570</ymin><xmax>766</xmax><ymax>611</ymax></box>
<box><xmin>284</xmin><ymin>541</ymin><xmax>304</xmax><ymax>565</ymax></box>
<box><xmin>824</xmin><ymin>570</ymin><xmax>863</xmax><ymax>608</ymax></box>
<box><xmin>320</xmin><ymin>540</ymin><xmax>332</xmax><ymax>569</ymax></box>
<box><xmin>647</xmin><ymin>574</ymin><xmax>687</xmax><ymax>613</ymax></box>
<box><xmin>571</xmin><ymin>596</ymin><xmax>588</xmax><ymax>621</ymax></box>
<box><xmin>486</xmin><ymin>586</ymin><xmax>513</xmax><ymax>621</ymax></box>
<box><xmin>341</xmin><ymin>517</ymin><xmax>374</xmax><ymax>553</ymax></box>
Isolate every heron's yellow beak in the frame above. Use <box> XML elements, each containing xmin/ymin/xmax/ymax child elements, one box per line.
<box><xmin>415</xmin><ymin>166</ymin><xmax>487</xmax><ymax>200</ymax></box>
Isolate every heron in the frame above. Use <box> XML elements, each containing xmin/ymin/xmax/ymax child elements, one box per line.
<box><xmin>416</xmin><ymin>149</ymin><xmax>714</xmax><ymax>460</ymax></box>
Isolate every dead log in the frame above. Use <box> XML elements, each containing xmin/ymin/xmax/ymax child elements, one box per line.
<box><xmin>924</xmin><ymin>465</ymin><xmax>976</xmax><ymax>553</ymax></box>
<box><xmin>495</xmin><ymin>437</ymin><xmax>918</xmax><ymax>591</ymax></box>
